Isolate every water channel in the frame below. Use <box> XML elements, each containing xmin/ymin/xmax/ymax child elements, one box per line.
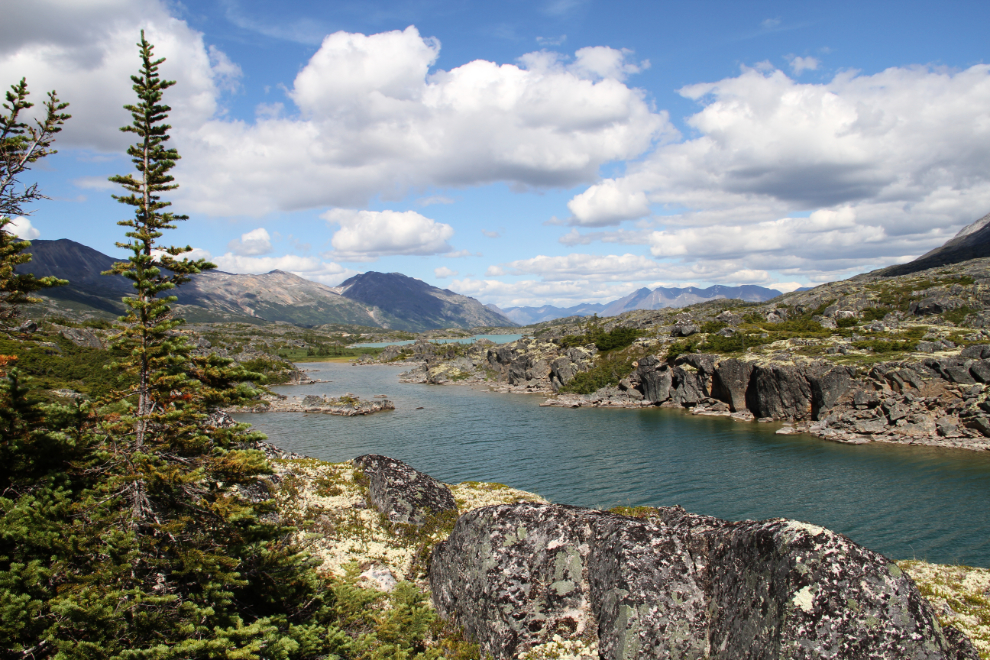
<box><xmin>232</xmin><ymin>361</ymin><xmax>990</xmax><ymax>567</ymax></box>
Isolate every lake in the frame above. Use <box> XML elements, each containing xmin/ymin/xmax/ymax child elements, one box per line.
<box><xmin>233</xmin><ymin>361</ymin><xmax>990</xmax><ymax>568</ymax></box>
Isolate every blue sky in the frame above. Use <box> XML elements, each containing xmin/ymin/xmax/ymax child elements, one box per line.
<box><xmin>3</xmin><ymin>0</ymin><xmax>990</xmax><ymax>308</ymax></box>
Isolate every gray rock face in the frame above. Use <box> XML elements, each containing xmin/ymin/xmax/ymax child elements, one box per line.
<box><xmin>431</xmin><ymin>503</ymin><xmax>975</xmax><ymax>660</ymax></box>
<box><xmin>550</xmin><ymin>356</ymin><xmax>578</xmax><ymax>387</ymax></box>
<box><xmin>671</xmin><ymin>323</ymin><xmax>700</xmax><ymax>337</ymax></box>
<box><xmin>810</xmin><ymin>366</ymin><xmax>855</xmax><ymax>419</ymax></box>
<box><xmin>970</xmin><ymin>360</ymin><xmax>990</xmax><ymax>383</ymax></box>
<box><xmin>961</xmin><ymin>344</ymin><xmax>990</xmax><ymax>360</ymax></box>
<box><xmin>671</xmin><ymin>366</ymin><xmax>707</xmax><ymax>406</ymax></box>
<box><xmin>639</xmin><ymin>367</ymin><xmax>673</xmax><ymax>403</ymax></box>
<box><xmin>352</xmin><ymin>454</ymin><xmax>456</xmax><ymax>526</ymax></box>
<box><xmin>711</xmin><ymin>359</ymin><xmax>754</xmax><ymax>412</ymax></box>
<box><xmin>747</xmin><ymin>364</ymin><xmax>818</xmax><ymax>420</ymax></box>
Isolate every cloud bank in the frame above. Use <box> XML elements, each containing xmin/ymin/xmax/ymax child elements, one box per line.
<box><xmin>566</xmin><ymin>63</ymin><xmax>990</xmax><ymax>280</ymax></box>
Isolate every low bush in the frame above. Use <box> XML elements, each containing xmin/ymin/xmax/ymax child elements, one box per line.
<box><xmin>560</xmin><ymin>353</ymin><xmax>637</xmax><ymax>394</ymax></box>
<box><xmin>559</xmin><ymin>326</ymin><xmax>642</xmax><ymax>353</ymax></box>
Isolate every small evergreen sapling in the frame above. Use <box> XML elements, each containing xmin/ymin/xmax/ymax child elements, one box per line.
<box><xmin>0</xmin><ymin>78</ymin><xmax>70</xmax><ymax>322</ymax></box>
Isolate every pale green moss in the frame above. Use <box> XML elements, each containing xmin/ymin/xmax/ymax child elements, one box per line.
<box><xmin>899</xmin><ymin>560</ymin><xmax>990</xmax><ymax>658</ymax></box>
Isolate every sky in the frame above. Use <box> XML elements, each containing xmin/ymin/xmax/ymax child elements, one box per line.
<box><xmin>3</xmin><ymin>0</ymin><xmax>990</xmax><ymax>309</ymax></box>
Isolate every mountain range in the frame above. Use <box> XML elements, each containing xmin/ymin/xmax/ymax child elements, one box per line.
<box><xmin>499</xmin><ymin>284</ymin><xmax>784</xmax><ymax>324</ymax></box>
<box><xmin>19</xmin><ymin>239</ymin><xmax>515</xmax><ymax>332</ymax></box>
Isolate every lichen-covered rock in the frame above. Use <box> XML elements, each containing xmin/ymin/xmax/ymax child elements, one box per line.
<box><xmin>431</xmin><ymin>503</ymin><xmax>606</xmax><ymax>658</ymax></box>
<box><xmin>706</xmin><ymin>519</ymin><xmax>965</xmax><ymax>659</ymax></box>
<box><xmin>352</xmin><ymin>455</ymin><xmax>456</xmax><ymax>526</ymax></box>
<box><xmin>431</xmin><ymin>502</ymin><xmax>977</xmax><ymax>660</ymax></box>
<box><xmin>587</xmin><ymin>513</ymin><xmax>717</xmax><ymax>660</ymax></box>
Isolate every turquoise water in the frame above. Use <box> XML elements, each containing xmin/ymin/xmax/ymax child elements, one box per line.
<box><xmin>351</xmin><ymin>333</ymin><xmax>524</xmax><ymax>348</ymax></box>
<box><xmin>233</xmin><ymin>362</ymin><xmax>990</xmax><ymax>567</ymax></box>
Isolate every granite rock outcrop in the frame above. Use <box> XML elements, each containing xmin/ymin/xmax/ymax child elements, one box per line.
<box><xmin>431</xmin><ymin>502</ymin><xmax>978</xmax><ymax>660</ymax></box>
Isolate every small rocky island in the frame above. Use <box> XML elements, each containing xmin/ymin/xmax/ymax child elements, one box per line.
<box><xmin>228</xmin><ymin>392</ymin><xmax>394</xmax><ymax>415</ymax></box>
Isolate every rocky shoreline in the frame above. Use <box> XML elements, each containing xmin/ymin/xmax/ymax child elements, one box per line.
<box><xmin>357</xmin><ymin>323</ymin><xmax>990</xmax><ymax>452</ymax></box>
<box><xmin>227</xmin><ymin>392</ymin><xmax>394</xmax><ymax>416</ymax></box>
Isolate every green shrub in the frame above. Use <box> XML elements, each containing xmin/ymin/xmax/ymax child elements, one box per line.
<box><xmin>852</xmin><ymin>339</ymin><xmax>916</xmax><ymax>353</ymax></box>
<box><xmin>560</xmin><ymin>354</ymin><xmax>636</xmax><ymax>394</ymax></box>
<box><xmin>836</xmin><ymin>317</ymin><xmax>859</xmax><ymax>328</ymax></box>
<box><xmin>860</xmin><ymin>307</ymin><xmax>890</xmax><ymax>322</ymax></box>
<box><xmin>559</xmin><ymin>326</ymin><xmax>642</xmax><ymax>353</ymax></box>
<box><xmin>944</xmin><ymin>306</ymin><xmax>977</xmax><ymax>325</ymax></box>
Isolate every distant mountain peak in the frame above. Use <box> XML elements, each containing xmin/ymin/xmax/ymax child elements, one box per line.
<box><xmin>18</xmin><ymin>241</ymin><xmax>515</xmax><ymax>331</ymax></box>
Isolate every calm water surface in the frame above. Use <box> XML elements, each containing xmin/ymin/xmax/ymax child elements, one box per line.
<box><xmin>233</xmin><ymin>362</ymin><xmax>990</xmax><ymax>567</ymax></box>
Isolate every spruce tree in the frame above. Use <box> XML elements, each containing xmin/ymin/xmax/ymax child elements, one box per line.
<box><xmin>3</xmin><ymin>34</ymin><xmax>346</xmax><ymax>660</ymax></box>
<box><xmin>86</xmin><ymin>31</ymin><xmax>341</xmax><ymax>657</ymax></box>
<box><xmin>0</xmin><ymin>79</ymin><xmax>70</xmax><ymax>322</ymax></box>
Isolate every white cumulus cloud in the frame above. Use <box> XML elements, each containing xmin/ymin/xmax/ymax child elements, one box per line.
<box><xmin>143</xmin><ymin>23</ymin><xmax>671</xmax><ymax>215</ymax></box>
<box><xmin>567</xmin><ymin>178</ymin><xmax>651</xmax><ymax>226</ymax></box>
<box><xmin>564</xmin><ymin>62</ymin><xmax>990</xmax><ymax>281</ymax></box>
<box><xmin>434</xmin><ymin>266</ymin><xmax>458</xmax><ymax>278</ymax></box>
<box><xmin>450</xmin><ymin>277</ymin><xmax>642</xmax><ymax>308</ymax></box>
<box><xmin>787</xmin><ymin>55</ymin><xmax>819</xmax><ymax>75</ymax></box>
<box><xmin>323</xmin><ymin>208</ymin><xmax>455</xmax><ymax>261</ymax></box>
<box><xmin>1</xmin><ymin>5</ymin><xmax>672</xmax><ymax>218</ymax></box>
<box><xmin>212</xmin><ymin>252</ymin><xmax>356</xmax><ymax>286</ymax></box>
<box><xmin>0</xmin><ymin>0</ymin><xmax>237</xmax><ymax>151</ymax></box>
<box><xmin>7</xmin><ymin>216</ymin><xmax>40</xmax><ymax>239</ymax></box>
<box><xmin>227</xmin><ymin>227</ymin><xmax>273</xmax><ymax>256</ymax></box>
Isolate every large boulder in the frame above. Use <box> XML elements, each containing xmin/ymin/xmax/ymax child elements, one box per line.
<box><xmin>431</xmin><ymin>502</ymin><xmax>976</xmax><ymax>660</ymax></box>
<box><xmin>671</xmin><ymin>366</ymin><xmax>707</xmax><ymax>406</ymax></box>
<box><xmin>508</xmin><ymin>355</ymin><xmax>530</xmax><ymax>385</ymax></box>
<box><xmin>431</xmin><ymin>503</ymin><xmax>606</xmax><ymax>658</ymax></box>
<box><xmin>550</xmin><ymin>356</ymin><xmax>578</xmax><ymax>388</ymax></box>
<box><xmin>352</xmin><ymin>455</ymin><xmax>456</xmax><ymax>526</ymax></box>
<box><xmin>639</xmin><ymin>368</ymin><xmax>673</xmax><ymax>403</ymax></box>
